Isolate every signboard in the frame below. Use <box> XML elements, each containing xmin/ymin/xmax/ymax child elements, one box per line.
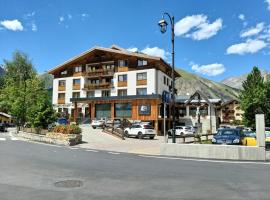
<box><xmin>162</xmin><ymin>91</ymin><xmax>170</xmax><ymax>103</ymax></box>
<box><xmin>138</xmin><ymin>105</ymin><xmax>151</xmax><ymax>115</ymax></box>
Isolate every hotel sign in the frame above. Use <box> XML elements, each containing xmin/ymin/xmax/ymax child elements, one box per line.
<box><xmin>138</xmin><ymin>105</ymin><xmax>151</xmax><ymax>115</ymax></box>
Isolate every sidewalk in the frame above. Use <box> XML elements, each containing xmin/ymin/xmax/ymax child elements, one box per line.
<box><xmin>78</xmin><ymin>125</ymin><xmax>162</xmax><ymax>155</ymax></box>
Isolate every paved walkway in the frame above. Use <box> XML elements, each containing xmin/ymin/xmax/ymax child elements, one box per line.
<box><xmin>78</xmin><ymin>125</ymin><xmax>163</xmax><ymax>155</ymax></box>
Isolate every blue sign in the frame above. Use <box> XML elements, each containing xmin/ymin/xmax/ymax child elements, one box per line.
<box><xmin>162</xmin><ymin>91</ymin><xmax>170</xmax><ymax>103</ymax></box>
<box><xmin>138</xmin><ymin>105</ymin><xmax>151</xmax><ymax>115</ymax></box>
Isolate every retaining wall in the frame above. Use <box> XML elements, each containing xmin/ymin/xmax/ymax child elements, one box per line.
<box><xmin>160</xmin><ymin>143</ymin><xmax>266</xmax><ymax>161</ymax></box>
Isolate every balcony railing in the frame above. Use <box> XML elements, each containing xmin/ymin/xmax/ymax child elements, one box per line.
<box><xmin>83</xmin><ymin>69</ymin><xmax>114</xmax><ymax>77</ymax></box>
<box><xmin>83</xmin><ymin>82</ymin><xmax>113</xmax><ymax>90</ymax></box>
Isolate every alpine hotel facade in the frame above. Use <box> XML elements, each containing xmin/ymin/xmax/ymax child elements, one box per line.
<box><xmin>49</xmin><ymin>45</ymin><xmax>180</xmax><ymax>134</ymax></box>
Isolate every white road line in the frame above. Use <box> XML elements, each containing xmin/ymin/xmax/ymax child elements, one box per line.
<box><xmin>108</xmin><ymin>152</ymin><xmax>120</xmax><ymax>155</ymax></box>
<box><xmin>69</xmin><ymin>147</ymin><xmax>79</xmax><ymax>150</ymax></box>
<box><xmin>0</xmin><ymin>138</ymin><xmax>6</xmax><ymax>141</ymax></box>
<box><xmin>85</xmin><ymin>149</ymin><xmax>99</xmax><ymax>152</ymax></box>
<box><xmin>11</xmin><ymin>138</ymin><xmax>18</xmax><ymax>141</ymax></box>
<box><xmin>138</xmin><ymin>155</ymin><xmax>270</xmax><ymax>165</ymax></box>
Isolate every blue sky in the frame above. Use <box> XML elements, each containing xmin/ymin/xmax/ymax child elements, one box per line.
<box><xmin>0</xmin><ymin>0</ymin><xmax>270</xmax><ymax>81</ymax></box>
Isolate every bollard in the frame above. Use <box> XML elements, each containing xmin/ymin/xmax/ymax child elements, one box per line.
<box><xmin>256</xmin><ymin>114</ymin><xmax>265</xmax><ymax>147</ymax></box>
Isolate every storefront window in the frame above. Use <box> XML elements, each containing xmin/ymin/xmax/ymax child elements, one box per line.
<box><xmin>115</xmin><ymin>103</ymin><xmax>132</xmax><ymax>118</ymax></box>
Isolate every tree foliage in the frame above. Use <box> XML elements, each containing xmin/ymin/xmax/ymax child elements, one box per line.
<box><xmin>0</xmin><ymin>51</ymin><xmax>57</xmax><ymax>128</ymax></box>
<box><xmin>239</xmin><ymin>67</ymin><xmax>270</xmax><ymax>127</ymax></box>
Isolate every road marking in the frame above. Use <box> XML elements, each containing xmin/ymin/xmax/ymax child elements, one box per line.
<box><xmin>108</xmin><ymin>152</ymin><xmax>120</xmax><ymax>155</ymax></box>
<box><xmin>70</xmin><ymin>147</ymin><xmax>79</xmax><ymax>150</ymax></box>
<box><xmin>138</xmin><ymin>155</ymin><xmax>270</xmax><ymax>165</ymax></box>
<box><xmin>0</xmin><ymin>138</ymin><xmax>6</xmax><ymax>141</ymax></box>
<box><xmin>85</xmin><ymin>149</ymin><xmax>99</xmax><ymax>152</ymax></box>
<box><xmin>11</xmin><ymin>138</ymin><xmax>18</xmax><ymax>141</ymax></box>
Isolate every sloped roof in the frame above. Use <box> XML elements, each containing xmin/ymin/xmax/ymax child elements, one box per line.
<box><xmin>0</xmin><ymin>112</ymin><xmax>12</xmax><ymax>118</ymax></box>
<box><xmin>48</xmin><ymin>45</ymin><xmax>180</xmax><ymax>77</ymax></box>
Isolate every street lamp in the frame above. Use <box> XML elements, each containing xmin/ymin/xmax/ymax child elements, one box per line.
<box><xmin>158</xmin><ymin>12</ymin><xmax>176</xmax><ymax>143</ymax></box>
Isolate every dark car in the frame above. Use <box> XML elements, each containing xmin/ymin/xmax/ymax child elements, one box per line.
<box><xmin>0</xmin><ymin>123</ymin><xmax>7</xmax><ymax>132</ymax></box>
<box><xmin>212</xmin><ymin>128</ymin><xmax>242</xmax><ymax>145</ymax></box>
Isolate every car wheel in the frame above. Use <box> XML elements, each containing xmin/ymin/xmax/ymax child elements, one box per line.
<box><xmin>150</xmin><ymin>136</ymin><xmax>154</xmax><ymax>140</ymax></box>
<box><xmin>180</xmin><ymin>132</ymin><xmax>184</xmax><ymax>136</ymax></box>
<box><xmin>138</xmin><ymin>132</ymin><xmax>143</xmax><ymax>139</ymax></box>
<box><xmin>124</xmin><ymin>131</ymin><xmax>129</xmax><ymax>137</ymax></box>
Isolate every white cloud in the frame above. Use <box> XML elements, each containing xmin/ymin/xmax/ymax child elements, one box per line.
<box><xmin>0</xmin><ymin>19</ymin><xmax>23</xmax><ymax>31</ymax></box>
<box><xmin>175</xmin><ymin>15</ymin><xmax>207</xmax><ymax>36</ymax></box>
<box><xmin>81</xmin><ymin>13</ymin><xmax>90</xmax><ymax>20</ymax></box>
<box><xmin>238</xmin><ymin>14</ymin><xmax>245</xmax><ymax>21</ymax></box>
<box><xmin>68</xmin><ymin>14</ymin><xmax>72</xmax><ymax>19</ymax></box>
<box><xmin>226</xmin><ymin>39</ymin><xmax>267</xmax><ymax>55</ymax></box>
<box><xmin>31</xmin><ymin>22</ymin><xmax>37</xmax><ymax>31</ymax></box>
<box><xmin>265</xmin><ymin>0</ymin><xmax>270</xmax><ymax>10</ymax></box>
<box><xmin>190</xmin><ymin>62</ymin><xmax>226</xmax><ymax>76</ymax></box>
<box><xmin>174</xmin><ymin>14</ymin><xmax>222</xmax><ymax>40</ymax></box>
<box><xmin>59</xmin><ymin>16</ymin><xmax>65</xmax><ymax>23</ymax></box>
<box><xmin>127</xmin><ymin>47</ymin><xmax>138</xmax><ymax>52</ymax></box>
<box><xmin>141</xmin><ymin>47</ymin><xmax>168</xmax><ymax>59</ymax></box>
<box><xmin>240</xmin><ymin>22</ymin><xmax>264</xmax><ymax>38</ymax></box>
<box><xmin>187</xmin><ymin>18</ymin><xmax>222</xmax><ymax>40</ymax></box>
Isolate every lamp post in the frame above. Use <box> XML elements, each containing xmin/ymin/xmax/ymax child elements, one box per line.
<box><xmin>158</xmin><ymin>12</ymin><xmax>176</xmax><ymax>143</ymax></box>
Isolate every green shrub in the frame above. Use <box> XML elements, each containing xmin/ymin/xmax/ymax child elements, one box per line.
<box><xmin>53</xmin><ymin>125</ymin><xmax>81</xmax><ymax>135</ymax></box>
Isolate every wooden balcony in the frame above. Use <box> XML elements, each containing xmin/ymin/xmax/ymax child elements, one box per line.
<box><xmin>73</xmin><ymin>72</ymin><xmax>83</xmax><ymax>77</ymax></box>
<box><xmin>117</xmin><ymin>81</ymin><xmax>127</xmax><ymax>87</ymax></box>
<box><xmin>73</xmin><ymin>84</ymin><xmax>81</xmax><ymax>90</ymax></box>
<box><xmin>136</xmin><ymin>79</ymin><xmax>147</xmax><ymax>86</ymax></box>
<box><xmin>118</xmin><ymin>66</ymin><xmax>128</xmax><ymax>72</ymax></box>
<box><xmin>57</xmin><ymin>98</ymin><xmax>65</xmax><ymax>104</ymax></box>
<box><xmin>58</xmin><ymin>86</ymin><xmax>66</xmax><ymax>91</ymax></box>
<box><xmin>84</xmin><ymin>82</ymin><xmax>113</xmax><ymax>90</ymax></box>
<box><xmin>83</xmin><ymin>69</ymin><xmax>114</xmax><ymax>77</ymax></box>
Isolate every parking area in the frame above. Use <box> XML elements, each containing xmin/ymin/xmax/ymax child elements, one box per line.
<box><xmin>78</xmin><ymin>125</ymin><xmax>163</xmax><ymax>155</ymax></box>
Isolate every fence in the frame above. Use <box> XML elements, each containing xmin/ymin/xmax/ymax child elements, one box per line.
<box><xmin>175</xmin><ymin>133</ymin><xmax>214</xmax><ymax>144</ymax></box>
<box><xmin>103</xmin><ymin>127</ymin><xmax>125</xmax><ymax>140</ymax></box>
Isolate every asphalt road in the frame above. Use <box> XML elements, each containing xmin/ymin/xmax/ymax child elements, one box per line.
<box><xmin>1</xmin><ymin>130</ymin><xmax>270</xmax><ymax>200</ymax></box>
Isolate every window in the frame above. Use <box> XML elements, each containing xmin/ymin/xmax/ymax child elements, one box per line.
<box><xmin>60</xmin><ymin>70</ymin><xmax>67</xmax><ymax>75</ymax></box>
<box><xmin>164</xmin><ymin>76</ymin><xmax>166</xmax><ymax>84</ymax></box>
<box><xmin>118</xmin><ymin>74</ymin><xmax>127</xmax><ymax>82</ymax></box>
<box><xmin>74</xmin><ymin>66</ymin><xmax>82</xmax><ymax>72</ymax></box>
<box><xmin>58</xmin><ymin>93</ymin><xmax>65</xmax><ymax>99</ymax></box>
<box><xmin>115</xmin><ymin>103</ymin><xmax>132</xmax><ymax>118</ymax></box>
<box><xmin>137</xmin><ymin>72</ymin><xmax>147</xmax><ymax>80</ymax></box>
<box><xmin>102</xmin><ymin>90</ymin><xmax>111</xmax><ymax>97</ymax></box>
<box><xmin>138</xmin><ymin>60</ymin><xmax>148</xmax><ymax>66</ymax></box>
<box><xmin>118</xmin><ymin>89</ymin><xmax>127</xmax><ymax>96</ymax></box>
<box><xmin>72</xmin><ymin>92</ymin><xmax>80</xmax><ymax>98</ymax></box>
<box><xmin>103</xmin><ymin>64</ymin><xmax>114</xmax><ymax>70</ymax></box>
<box><xmin>87</xmin><ymin>91</ymin><xmax>95</xmax><ymax>97</ymax></box>
<box><xmin>58</xmin><ymin>80</ymin><xmax>66</xmax><ymax>86</ymax></box>
<box><xmin>136</xmin><ymin>88</ymin><xmax>147</xmax><ymax>95</ymax></box>
<box><xmin>118</xmin><ymin>60</ymin><xmax>128</xmax><ymax>66</ymax></box>
<box><xmin>167</xmin><ymin>78</ymin><xmax>169</xmax><ymax>86</ymax></box>
<box><xmin>73</xmin><ymin>79</ymin><xmax>81</xmax><ymax>85</ymax></box>
<box><xmin>90</xmin><ymin>79</ymin><xmax>100</xmax><ymax>84</ymax></box>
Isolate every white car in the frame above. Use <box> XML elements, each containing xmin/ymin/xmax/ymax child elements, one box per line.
<box><xmin>168</xmin><ymin>126</ymin><xmax>195</xmax><ymax>136</ymax></box>
<box><xmin>91</xmin><ymin>120</ymin><xmax>105</xmax><ymax>129</ymax></box>
<box><xmin>124</xmin><ymin>124</ymin><xmax>156</xmax><ymax>139</ymax></box>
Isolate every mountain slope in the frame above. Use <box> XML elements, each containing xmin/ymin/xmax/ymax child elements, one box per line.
<box><xmin>221</xmin><ymin>70</ymin><xmax>269</xmax><ymax>89</ymax></box>
<box><xmin>176</xmin><ymin>69</ymin><xmax>240</xmax><ymax>100</ymax></box>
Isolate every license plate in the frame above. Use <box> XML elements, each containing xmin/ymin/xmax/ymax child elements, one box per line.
<box><xmin>147</xmin><ymin>130</ymin><xmax>153</xmax><ymax>132</ymax></box>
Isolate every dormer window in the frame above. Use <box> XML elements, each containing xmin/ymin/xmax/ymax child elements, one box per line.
<box><xmin>138</xmin><ymin>60</ymin><xmax>147</xmax><ymax>66</ymax></box>
<box><xmin>74</xmin><ymin>66</ymin><xmax>82</xmax><ymax>72</ymax></box>
<box><xmin>60</xmin><ymin>70</ymin><xmax>67</xmax><ymax>75</ymax></box>
<box><xmin>118</xmin><ymin>60</ymin><xmax>128</xmax><ymax>67</ymax></box>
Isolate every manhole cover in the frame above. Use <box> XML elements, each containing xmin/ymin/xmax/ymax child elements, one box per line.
<box><xmin>54</xmin><ymin>180</ymin><xmax>83</xmax><ymax>188</ymax></box>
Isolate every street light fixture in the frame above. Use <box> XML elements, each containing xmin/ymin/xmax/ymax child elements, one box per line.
<box><xmin>158</xmin><ymin>12</ymin><xmax>176</xmax><ymax>143</ymax></box>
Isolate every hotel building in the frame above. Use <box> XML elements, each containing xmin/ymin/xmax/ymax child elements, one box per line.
<box><xmin>48</xmin><ymin>45</ymin><xmax>180</xmax><ymax>134</ymax></box>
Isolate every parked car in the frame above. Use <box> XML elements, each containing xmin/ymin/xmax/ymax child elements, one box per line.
<box><xmin>168</xmin><ymin>126</ymin><xmax>195</xmax><ymax>136</ymax></box>
<box><xmin>91</xmin><ymin>120</ymin><xmax>105</xmax><ymax>129</ymax></box>
<box><xmin>212</xmin><ymin>128</ymin><xmax>242</xmax><ymax>145</ymax></box>
<box><xmin>124</xmin><ymin>124</ymin><xmax>156</xmax><ymax>139</ymax></box>
<box><xmin>241</xmin><ymin>128</ymin><xmax>270</xmax><ymax>147</ymax></box>
<box><xmin>0</xmin><ymin>123</ymin><xmax>7</xmax><ymax>132</ymax></box>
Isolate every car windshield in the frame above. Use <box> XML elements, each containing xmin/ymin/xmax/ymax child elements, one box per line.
<box><xmin>175</xmin><ymin>127</ymin><xmax>183</xmax><ymax>129</ymax></box>
<box><xmin>244</xmin><ymin>131</ymin><xmax>256</xmax><ymax>137</ymax></box>
<box><xmin>265</xmin><ymin>131</ymin><xmax>270</xmax><ymax>137</ymax></box>
<box><xmin>217</xmin><ymin>129</ymin><xmax>238</xmax><ymax>136</ymax></box>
